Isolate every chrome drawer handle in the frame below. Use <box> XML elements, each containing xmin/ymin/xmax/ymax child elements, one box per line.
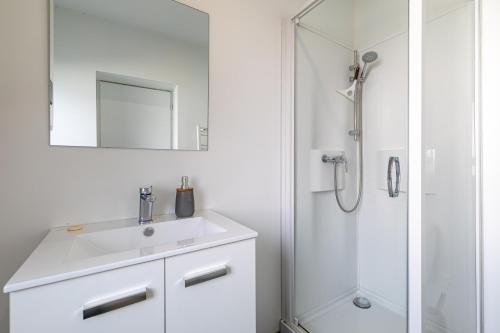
<box><xmin>83</xmin><ymin>288</ymin><xmax>147</xmax><ymax>320</ymax></box>
<box><xmin>184</xmin><ymin>265</ymin><xmax>229</xmax><ymax>288</ymax></box>
<box><xmin>387</xmin><ymin>156</ymin><xmax>401</xmax><ymax>198</ymax></box>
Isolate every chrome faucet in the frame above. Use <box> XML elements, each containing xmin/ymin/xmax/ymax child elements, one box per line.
<box><xmin>139</xmin><ymin>186</ymin><xmax>156</xmax><ymax>224</ymax></box>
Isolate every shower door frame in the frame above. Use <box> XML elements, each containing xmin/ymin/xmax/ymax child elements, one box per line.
<box><xmin>280</xmin><ymin>0</ymin><xmax>483</xmax><ymax>332</ymax></box>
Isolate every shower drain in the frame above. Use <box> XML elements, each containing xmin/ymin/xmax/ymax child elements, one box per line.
<box><xmin>353</xmin><ymin>296</ymin><xmax>372</xmax><ymax>309</ymax></box>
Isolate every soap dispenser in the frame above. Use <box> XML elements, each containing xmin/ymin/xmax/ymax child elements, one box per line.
<box><xmin>175</xmin><ymin>176</ymin><xmax>195</xmax><ymax>218</ymax></box>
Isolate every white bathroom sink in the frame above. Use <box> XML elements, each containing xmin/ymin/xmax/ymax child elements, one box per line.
<box><xmin>68</xmin><ymin>217</ymin><xmax>226</xmax><ymax>261</ymax></box>
<box><xmin>3</xmin><ymin>210</ymin><xmax>257</xmax><ymax>293</ymax></box>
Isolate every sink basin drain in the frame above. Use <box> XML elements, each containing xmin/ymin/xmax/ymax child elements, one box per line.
<box><xmin>143</xmin><ymin>227</ymin><xmax>155</xmax><ymax>237</ymax></box>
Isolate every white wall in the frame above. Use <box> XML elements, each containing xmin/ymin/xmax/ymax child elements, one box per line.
<box><xmin>52</xmin><ymin>6</ymin><xmax>208</xmax><ymax>150</ymax></box>
<box><xmin>353</xmin><ymin>0</ymin><xmax>408</xmax><ymax>49</ymax></box>
<box><xmin>481</xmin><ymin>0</ymin><xmax>500</xmax><ymax>332</ymax></box>
<box><xmin>0</xmin><ymin>1</ymin><xmax>306</xmax><ymax>332</ymax></box>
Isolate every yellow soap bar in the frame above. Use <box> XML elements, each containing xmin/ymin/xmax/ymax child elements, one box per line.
<box><xmin>66</xmin><ymin>225</ymin><xmax>83</xmax><ymax>232</ymax></box>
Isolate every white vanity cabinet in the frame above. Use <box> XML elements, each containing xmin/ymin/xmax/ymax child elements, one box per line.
<box><xmin>9</xmin><ymin>260</ymin><xmax>165</xmax><ymax>333</ymax></box>
<box><xmin>164</xmin><ymin>239</ymin><xmax>256</xmax><ymax>333</ymax></box>
<box><xmin>8</xmin><ymin>240</ymin><xmax>256</xmax><ymax>333</ymax></box>
<box><xmin>5</xmin><ymin>211</ymin><xmax>258</xmax><ymax>333</ymax></box>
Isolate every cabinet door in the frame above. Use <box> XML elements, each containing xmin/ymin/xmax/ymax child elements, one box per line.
<box><xmin>10</xmin><ymin>260</ymin><xmax>164</xmax><ymax>333</ymax></box>
<box><xmin>164</xmin><ymin>239</ymin><xmax>256</xmax><ymax>333</ymax></box>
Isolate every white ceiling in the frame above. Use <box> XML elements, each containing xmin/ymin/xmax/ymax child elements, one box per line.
<box><xmin>54</xmin><ymin>0</ymin><xmax>209</xmax><ymax>46</ymax></box>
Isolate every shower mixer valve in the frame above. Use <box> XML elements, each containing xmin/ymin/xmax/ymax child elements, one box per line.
<box><xmin>322</xmin><ymin>154</ymin><xmax>348</xmax><ymax>173</ymax></box>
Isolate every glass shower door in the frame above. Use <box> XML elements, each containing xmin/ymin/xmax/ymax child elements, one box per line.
<box><xmin>293</xmin><ymin>0</ymin><xmax>409</xmax><ymax>332</ymax></box>
<box><xmin>289</xmin><ymin>0</ymin><xmax>480</xmax><ymax>332</ymax></box>
<box><xmin>422</xmin><ymin>1</ymin><xmax>478</xmax><ymax>332</ymax></box>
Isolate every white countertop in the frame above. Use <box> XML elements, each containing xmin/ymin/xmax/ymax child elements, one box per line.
<box><xmin>3</xmin><ymin>210</ymin><xmax>257</xmax><ymax>293</ymax></box>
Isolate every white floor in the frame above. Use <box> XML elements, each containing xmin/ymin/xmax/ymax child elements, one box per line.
<box><xmin>301</xmin><ymin>298</ymin><xmax>406</xmax><ymax>333</ymax></box>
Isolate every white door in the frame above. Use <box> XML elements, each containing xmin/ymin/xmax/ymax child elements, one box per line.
<box><xmin>98</xmin><ymin>81</ymin><xmax>172</xmax><ymax>149</ymax></box>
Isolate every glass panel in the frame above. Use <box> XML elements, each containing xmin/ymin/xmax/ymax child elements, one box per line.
<box><xmin>294</xmin><ymin>0</ymin><xmax>408</xmax><ymax>332</ymax></box>
<box><xmin>422</xmin><ymin>1</ymin><xmax>477</xmax><ymax>332</ymax></box>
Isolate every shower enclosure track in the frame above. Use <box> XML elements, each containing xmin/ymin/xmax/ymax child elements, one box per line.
<box><xmin>292</xmin><ymin>0</ymin><xmax>327</xmax><ymax>21</ymax></box>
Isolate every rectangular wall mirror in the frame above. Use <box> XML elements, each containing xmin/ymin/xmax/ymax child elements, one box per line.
<box><xmin>49</xmin><ymin>0</ymin><xmax>209</xmax><ymax>151</ymax></box>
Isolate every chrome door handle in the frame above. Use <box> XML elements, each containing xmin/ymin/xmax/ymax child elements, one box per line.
<box><xmin>387</xmin><ymin>157</ymin><xmax>400</xmax><ymax>198</ymax></box>
<box><xmin>83</xmin><ymin>288</ymin><xmax>148</xmax><ymax>320</ymax></box>
<box><xmin>184</xmin><ymin>265</ymin><xmax>229</xmax><ymax>288</ymax></box>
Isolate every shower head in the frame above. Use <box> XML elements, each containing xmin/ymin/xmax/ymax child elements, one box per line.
<box><xmin>360</xmin><ymin>51</ymin><xmax>379</xmax><ymax>80</ymax></box>
<box><xmin>362</xmin><ymin>51</ymin><xmax>378</xmax><ymax>63</ymax></box>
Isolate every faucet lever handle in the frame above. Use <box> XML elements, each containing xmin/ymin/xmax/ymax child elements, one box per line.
<box><xmin>140</xmin><ymin>185</ymin><xmax>153</xmax><ymax>195</ymax></box>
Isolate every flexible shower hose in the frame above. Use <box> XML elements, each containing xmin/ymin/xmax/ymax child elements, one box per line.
<box><xmin>333</xmin><ymin>81</ymin><xmax>363</xmax><ymax>213</ymax></box>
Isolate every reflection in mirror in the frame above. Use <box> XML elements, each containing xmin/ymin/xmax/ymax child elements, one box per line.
<box><xmin>49</xmin><ymin>0</ymin><xmax>209</xmax><ymax>150</ymax></box>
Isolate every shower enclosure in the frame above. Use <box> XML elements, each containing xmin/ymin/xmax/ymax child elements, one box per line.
<box><xmin>281</xmin><ymin>0</ymin><xmax>480</xmax><ymax>332</ymax></box>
